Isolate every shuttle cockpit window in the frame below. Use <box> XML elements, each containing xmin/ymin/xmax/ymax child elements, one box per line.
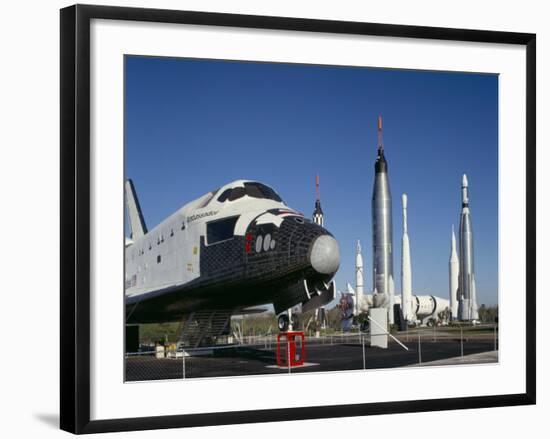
<box><xmin>217</xmin><ymin>188</ymin><xmax>232</xmax><ymax>202</ymax></box>
<box><xmin>207</xmin><ymin>216</ymin><xmax>239</xmax><ymax>245</ymax></box>
<box><xmin>228</xmin><ymin>187</ymin><xmax>245</xmax><ymax>201</ymax></box>
<box><xmin>217</xmin><ymin>187</ymin><xmax>245</xmax><ymax>202</ymax></box>
<box><xmin>216</xmin><ymin>183</ymin><xmax>282</xmax><ymax>203</ymax></box>
<box><xmin>197</xmin><ymin>189</ymin><xmax>219</xmax><ymax>208</ymax></box>
<box><xmin>244</xmin><ymin>182</ymin><xmax>282</xmax><ymax>202</ymax></box>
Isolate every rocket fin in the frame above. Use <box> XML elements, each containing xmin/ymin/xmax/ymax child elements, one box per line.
<box><xmin>125</xmin><ymin>179</ymin><xmax>148</xmax><ymax>239</ymax></box>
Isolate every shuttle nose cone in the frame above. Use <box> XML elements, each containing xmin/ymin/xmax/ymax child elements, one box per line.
<box><xmin>310</xmin><ymin>235</ymin><xmax>340</xmax><ymax>274</ymax></box>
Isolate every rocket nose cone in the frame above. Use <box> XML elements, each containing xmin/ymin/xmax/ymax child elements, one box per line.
<box><xmin>310</xmin><ymin>235</ymin><xmax>340</xmax><ymax>275</ymax></box>
<box><xmin>462</xmin><ymin>174</ymin><xmax>468</xmax><ymax>187</ymax></box>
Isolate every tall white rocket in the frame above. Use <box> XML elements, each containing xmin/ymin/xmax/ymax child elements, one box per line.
<box><xmin>388</xmin><ymin>275</ymin><xmax>395</xmax><ymax>325</ymax></box>
<box><xmin>401</xmin><ymin>194</ymin><xmax>413</xmax><ymax>322</ymax></box>
<box><xmin>449</xmin><ymin>225</ymin><xmax>459</xmax><ymax>320</ymax></box>
<box><xmin>355</xmin><ymin>240</ymin><xmax>364</xmax><ymax>316</ymax></box>
<box><xmin>458</xmin><ymin>174</ymin><xmax>478</xmax><ymax>321</ymax></box>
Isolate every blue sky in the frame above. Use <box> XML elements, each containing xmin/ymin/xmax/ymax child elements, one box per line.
<box><xmin>125</xmin><ymin>56</ymin><xmax>498</xmax><ymax>306</ymax></box>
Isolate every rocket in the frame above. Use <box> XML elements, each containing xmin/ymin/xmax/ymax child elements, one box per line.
<box><xmin>471</xmin><ymin>273</ymin><xmax>479</xmax><ymax>321</ymax></box>
<box><xmin>401</xmin><ymin>194</ymin><xmax>413</xmax><ymax>322</ymax></box>
<box><xmin>371</xmin><ymin>116</ymin><xmax>394</xmax><ymax>323</ymax></box>
<box><xmin>457</xmin><ymin>174</ymin><xmax>479</xmax><ymax>321</ymax></box>
<box><xmin>356</xmin><ymin>240</ymin><xmax>364</xmax><ymax>316</ymax></box>
<box><xmin>312</xmin><ymin>174</ymin><xmax>324</xmax><ymax>227</ymax></box>
<box><xmin>449</xmin><ymin>225</ymin><xmax>459</xmax><ymax>320</ymax></box>
<box><xmin>312</xmin><ymin>174</ymin><xmax>327</xmax><ymax>329</ymax></box>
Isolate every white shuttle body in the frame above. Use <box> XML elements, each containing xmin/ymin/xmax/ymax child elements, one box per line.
<box><xmin>125</xmin><ymin>179</ymin><xmax>340</xmax><ymax>325</ymax></box>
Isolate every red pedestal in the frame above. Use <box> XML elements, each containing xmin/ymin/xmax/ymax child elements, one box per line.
<box><xmin>276</xmin><ymin>331</ymin><xmax>305</xmax><ymax>367</ymax></box>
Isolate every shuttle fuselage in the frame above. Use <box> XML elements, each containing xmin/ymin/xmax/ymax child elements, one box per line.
<box><xmin>125</xmin><ymin>179</ymin><xmax>340</xmax><ymax>324</ymax></box>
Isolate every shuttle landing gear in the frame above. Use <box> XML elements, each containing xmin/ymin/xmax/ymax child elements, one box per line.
<box><xmin>278</xmin><ymin>313</ymin><xmax>300</xmax><ymax>332</ymax></box>
<box><xmin>278</xmin><ymin>309</ymin><xmax>300</xmax><ymax>332</ymax></box>
<box><xmin>278</xmin><ymin>314</ymin><xmax>289</xmax><ymax>332</ymax></box>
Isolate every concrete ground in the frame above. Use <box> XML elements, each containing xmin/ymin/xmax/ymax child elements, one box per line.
<box><xmin>125</xmin><ymin>337</ymin><xmax>497</xmax><ymax>381</ymax></box>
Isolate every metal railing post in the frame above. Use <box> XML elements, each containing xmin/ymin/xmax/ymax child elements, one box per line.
<box><xmin>494</xmin><ymin>324</ymin><xmax>497</xmax><ymax>351</ymax></box>
<box><xmin>460</xmin><ymin>325</ymin><xmax>464</xmax><ymax>357</ymax></box>
<box><xmin>287</xmin><ymin>338</ymin><xmax>291</xmax><ymax>374</ymax></box>
<box><xmin>182</xmin><ymin>352</ymin><xmax>186</xmax><ymax>380</ymax></box>
<box><xmin>362</xmin><ymin>333</ymin><xmax>366</xmax><ymax>370</ymax></box>
<box><xmin>418</xmin><ymin>331</ymin><xmax>422</xmax><ymax>364</ymax></box>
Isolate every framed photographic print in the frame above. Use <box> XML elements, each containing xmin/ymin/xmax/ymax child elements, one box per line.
<box><xmin>60</xmin><ymin>4</ymin><xmax>536</xmax><ymax>434</ymax></box>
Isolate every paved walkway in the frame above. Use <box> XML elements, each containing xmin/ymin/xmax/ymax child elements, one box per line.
<box><xmin>417</xmin><ymin>350</ymin><xmax>498</xmax><ymax>366</ymax></box>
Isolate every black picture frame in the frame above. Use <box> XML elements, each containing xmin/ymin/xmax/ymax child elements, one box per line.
<box><xmin>60</xmin><ymin>4</ymin><xmax>536</xmax><ymax>434</ymax></box>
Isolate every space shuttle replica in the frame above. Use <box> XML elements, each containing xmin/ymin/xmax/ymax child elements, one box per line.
<box><xmin>457</xmin><ymin>174</ymin><xmax>479</xmax><ymax>321</ymax></box>
<box><xmin>124</xmin><ymin>179</ymin><xmax>340</xmax><ymax>339</ymax></box>
<box><xmin>371</xmin><ymin>116</ymin><xmax>396</xmax><ymax>324</ymax></box>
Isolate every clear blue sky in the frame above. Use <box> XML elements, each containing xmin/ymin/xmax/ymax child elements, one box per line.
<box><xmin>125</xmin><ymin>56</ymin><xmax>498</xmax><ymax>307</ymax></box>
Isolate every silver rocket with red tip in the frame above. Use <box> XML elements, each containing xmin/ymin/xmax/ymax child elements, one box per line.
<box><xmin>372</xmin><ymin>116</ymin><xmax>395</xmax><ymax>323</ymax></box>
<box><xmin>312</xmin><ymin>174</ymin><xmax>324</xmax><ymax>227</ymax></box>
